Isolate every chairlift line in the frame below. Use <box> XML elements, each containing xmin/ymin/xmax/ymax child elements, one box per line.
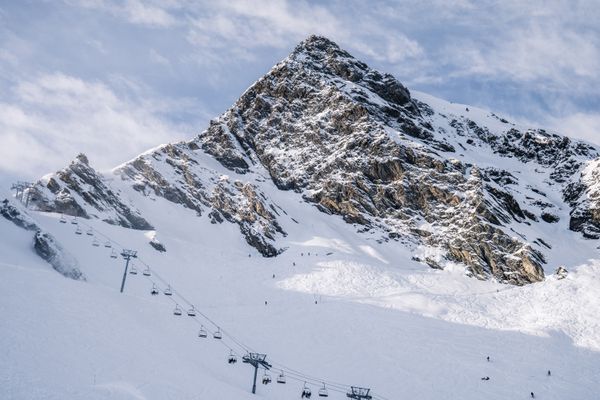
<box><xmin>88</xmin><ymin>225</ymin><xmax>383</xmax><ymax>399</ymax></box>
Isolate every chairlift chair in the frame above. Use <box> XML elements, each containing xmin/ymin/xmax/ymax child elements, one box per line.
<box><xmin>318</xmin><ymin>384</ymin><xmax>329</xmax><ymax>397</ymax></box>
<box><xmin>86</xmin><ymin>228</ymin><xmax>93</xmax><ymax>236</ymax></box>
<box><xmin>142</xmin><ymin>267</ymin><xmax>151</xmax><ymax>276</ymax></box>
<box><xmin>164</xmin><ymin>285</ymin><xmax>172</xmax><ymax>296</ymax></box>
<box><xmin>150</xmin><ymin>284</ymin><xmax>159</xmax><ymax>295</ymax></box>
<box><xmin>92</xmin><ymin>238</ymin><xmax>100</xmax><ymax>247</ymax></box>
<box><xmin>75</xmin><ymin>226</ymin><xmax>82</xmax><ymax>235</ymax></box>
<box><xmin>110</xmin><ymin>249</ymin><xmax>118</xmax><ymax>259</ymax></box>
<box><xmin>104</xmin><ymin>241</ymin><xmax>111</xmax><ymax>248</ymax></box>
<box><xmin>173</xmin><ymin>305</ymin><xmax>183</xmax><ymax>316</ymax></box>
<box><xmin>301</xmin><ymin>383</ymin><xmax>312</xmax><ymax>399</ymax></box>
<box><xmin>198</xmin><ymin>326</ymin><xmax>208</xmax><ymax>338</ymax></box>
<box><xmin>129</xmin><ymin>265</ymin><xmax>138</xmax><ymax>275</ymax></box>
<box><xmin>59</xmin><ymin>215</ymin><xmax>67</xmax><ymax>223</ymax></box>
<box><xmin>213</xmin><ymin>328</ymin><xmax>223</xmax><ymax>340</ymax></box>
<box><xmin>262</xmin><ymin>372</ymin><xmax>272</xmax><ymax>385</ymax></box>
<box><xmin>228</xmin><ymin>351</ymin><xmax>237</xmax><ymax>364</ymax></box>
<box><xmin>71</xmin><ymin>217</ymin><xmax>78</xmax><ymax>225</ymax></box>
<box><xmin>276</xmin><ymin>371</ymin><xmax>286</xmax><ymax>384</ymax></box>
<box><xmin>187</xmin><ymin>306</ymin><xmax>196</xmax><ymax>317</ymax></box>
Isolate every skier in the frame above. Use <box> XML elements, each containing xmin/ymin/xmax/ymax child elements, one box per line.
<box><xmin>480</xmin><ymin>376</ymin><xmax>490</xmax><ymax>381</ymax></box>
<box><xmin>547</xmin><ymin>370</ymin><xmax>551</xmax><ymax>376</ymax></box>
<box><xmin>265</xmin><ymin>301</ymin><xmax>268</xmax><ymax>306</ymax></box>
<box><xmin>293</xmin><ymin>262</ymin><xmax>296</xmax><ymax>266</ymax></box>
<box><xmin>272</xmin><ymin>273</ymin><xmax>275</xmax><ymax>278</ymax></box>
<box><xmin>486</xmin><ymin>356</ymin><xmax>490</xmax><ymax>362</ymax></box>
<box><xmin>531</xmin><ymin>392</ymin><xmax>535</xmax><ymax>398</ymax></box>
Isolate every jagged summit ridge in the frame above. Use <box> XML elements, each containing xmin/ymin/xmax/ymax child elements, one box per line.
<box><xmin>28</xmin><ymin>35</ymin><xmax>600</xmax><ymax>285</ymax></box>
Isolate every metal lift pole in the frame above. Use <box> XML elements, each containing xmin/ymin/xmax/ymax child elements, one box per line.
<box><xmin>243</xmin><ymin>353</ymin><xmax>271</xmax><ymax>395</ymax></box>
<box><xmin>119</xmin><ymin>249</ymin><xmax>137</xmax><ymax>293</ymax></box>
<box><xmin>252</xmin><ymin>363</ymin><xmax>259</xmax><ymax>394</ymax></box>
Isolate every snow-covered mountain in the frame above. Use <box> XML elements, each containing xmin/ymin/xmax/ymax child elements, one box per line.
<box><xmin>29</xmin><ymin>35</ymin><xmax>600</xmax><ymax>285</ymax></box>
<box><xmin>2</xmin><ymin>36</ymin><xmax>600</xmax><ymax>399</ymax></box>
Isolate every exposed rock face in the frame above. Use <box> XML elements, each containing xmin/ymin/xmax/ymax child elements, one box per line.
<box><xmin>115</xmin><ymin>143</ymin><xmax>286</xmax><ymax>257</ymax></box>
<box><xmin>196</xmin><ymin>35</ymin><xmax>556</xmax><ymax>284</ymax></box>
<box><xmin>1</xmin><ymin>199</ymin><xmax>84</xmax><ymax>280</ymax></box>
<box><xmin>566</xmin><ymin>159</ymin><xmax>600</xmax><ymax>239</ymax></box>
<box><xmin>34</xmin><ymin>231</ymin><xmax>84</xmax><ymax>280</ymax></box>
<box><xmin>31</xmin><ymin>154</ymin><xmax>153</xmax><ymax>230</ymax></box>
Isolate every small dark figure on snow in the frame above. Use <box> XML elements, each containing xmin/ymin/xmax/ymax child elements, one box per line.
<box><xmin>293</xmin><ymin>262</ymin><xmax>296</xmax><ymax>266</ymax></box>
<box><xmin>531</xmin><ymin>392</ymin><xmax>535</xmax><ymax>398</ymax></box>
<box><xmin>547</xmin><ymin>370</ymin><xmax>551</xmax><ymax>376</ymax></box>
<box><xmin>272</xmin><ymin>274</ymin><xmax>275</xmax><ymax>278</ymax></box>
<box><xmin>481</xmin><ymin>376</ymin><xmax>490</xmax><ymax>381</ymax></box>
<box><xmin>265</xmin><ymin>301</ymin><xmax>268</xmax><ymax>306</ymax></box>
<box><xmin>486</xmin><ymin>356</ymin><xmax>490</xmax><ymax>362</ymax></box>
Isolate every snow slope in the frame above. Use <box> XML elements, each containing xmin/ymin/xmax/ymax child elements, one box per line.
<box><xmin>2</xmin><ymin>178</ymin><xmax>600</xmax><ymax>399</ymax></box>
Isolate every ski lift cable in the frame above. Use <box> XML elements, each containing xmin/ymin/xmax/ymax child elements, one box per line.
<box><xmin>139</xmin><ymin>263</ymin><xmax>364</xmax><ymax>394</ymax></box>
<box><xmin>139</xmin><ymin>274</ymin><xmax>244</xmax><ymax>356</ymax></box>
<box><xmin>136</xmin><ymin>262</ymin><xmax>254</xmax><ymax>354</ymax></box>
<box><xmin>274</xmin><ymin>368</ymin><xmax>351</xmax><ymax>391</ymax></box>
<box><xmin>74</xmin><ymin>221</ymin><xmax>384</xmax><ymax>397</ymax></box>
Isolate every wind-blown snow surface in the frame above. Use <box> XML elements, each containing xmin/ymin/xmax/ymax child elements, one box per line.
<box><xmin>1</xmin><ymin>171</ymin><xmax>600</xmax><ymax>399</ymax></box>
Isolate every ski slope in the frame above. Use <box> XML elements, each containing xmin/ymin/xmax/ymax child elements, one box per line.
<box><xmin>1</xmin><ymin>181</ymin><xmax>600</xmax><ymax>400</ymax></box>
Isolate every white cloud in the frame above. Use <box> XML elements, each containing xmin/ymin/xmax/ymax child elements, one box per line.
<box><xmin>0</xmin><ymin>73</ymin><xmax>184</xmax><ymax>179</ymax></box>
<box><xmin>67</xmin><ymin>0</ymin><xmax>177</xmax><ymax>27</ymax></box>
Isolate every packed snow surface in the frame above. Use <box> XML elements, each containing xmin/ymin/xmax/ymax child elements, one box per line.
<box><xmin>1</xmin><ymin>183</ymin><xmax>599</xmax><ymax>399</ymax></box>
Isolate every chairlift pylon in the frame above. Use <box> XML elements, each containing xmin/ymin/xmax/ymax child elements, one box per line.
<box><xmin>164</xmin><ymin>285</ymin><xmax>172</xmax><ymax>296</ymax></box>
<box><xmin>173</xmin><ymin>304</ymin><xmax>182</xmax><ymax>316</ymax></box>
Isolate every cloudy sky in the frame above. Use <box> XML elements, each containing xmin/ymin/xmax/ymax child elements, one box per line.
<box><xmin>1</xmin><ymin>0</ymin><xmax>599</xmax><ymax>188</ymax></box>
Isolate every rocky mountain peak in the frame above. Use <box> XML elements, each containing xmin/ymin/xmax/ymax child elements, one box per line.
<box><xmin>27</xmin><ymin>36</ymin><xmax>600</xmax><ymax>285</ymax></box>
<box><xmin>285</xmin><ymin>35</ymin><xmax>412</xmax><ymax>108</ymax></box>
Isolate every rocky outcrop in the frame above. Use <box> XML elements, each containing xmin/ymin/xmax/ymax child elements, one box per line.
<box><xmin>1</xmin><ymin>199</ymin><xmax>84</xmax><ymax>280</ymax></box>
<box><xmin>115</xmin><ymin>143</ymin><xmax>286</xmax><ymax>257</ymax></box>
<box><xmin>31</xmin><ymin>154</ymin><xmax>153</xmax><ymax>230</ymax></box>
